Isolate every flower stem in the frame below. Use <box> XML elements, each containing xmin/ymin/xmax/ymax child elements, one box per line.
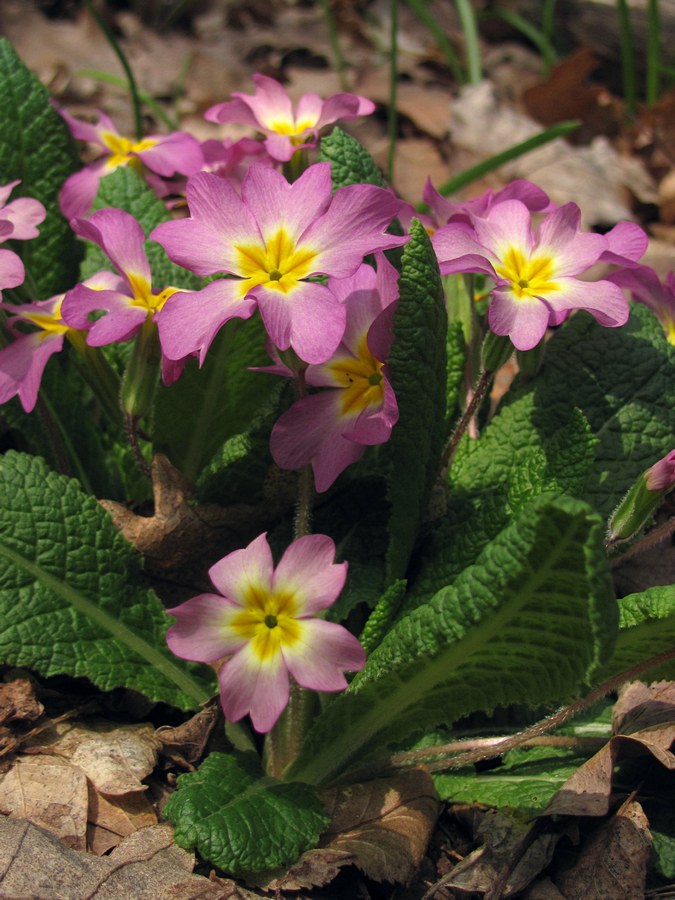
<box><xmin>440</xmin><ymin>368</ymin><xmax>492</xmax><ymax>475</ymax></box>
<box><xmin>264</xmin><ymin>371</ymin><xmax>316</xmax><ymax>778</ymax></box>
<box><xmin>610</xmin><ymin>515</ymin><xmax>675</xmax><ymax>567</ymax></box>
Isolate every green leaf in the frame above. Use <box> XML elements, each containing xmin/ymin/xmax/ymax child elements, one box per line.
<box><xmin>359</xmin><ymin>579</ymin><xmax>407</xmax><ymax>655</ymax></box>
<box><xmin>384</xmin><ymin>219</ymin><xmax>447</xmax><ymax>582</ymax></box>
<box><xmin>508</xmin><ymin>305</ymin><xmax>675</xmax><ymax>518</ymax></box>
<box><xmin>153</xmin><ymin>317</ymin><xmax>276</xmax><ymax>481</ymax></box>
<box><xmin>433</xmin><ymin>745</ymin><xmax>591</xmax><ymax>814</ymax></box>
<box><xmin>0</xmin><ymin>452</ymin><xmax>213</xmax><ymax>709</ymax></box>
<box><xmin>0</xmin><ymin>38</ymin><xmax>81</xmax><ymax>296</ymax></box>
<box><xmin>318</xmin><ymin>127</ymin><xmax>386</xmax><ymax>189</ymax></box>
<box><xmin>650</xmin><ymin>807</ymin><xmax>675</xmax><ymax>880</ymax></box>
<box><xmin>196</xmin><ymin>381</ymin><xmax>286</xmax><ymax>507</ymax></box>
<box><xmin>314</xmin><ymin>477</ymin><xmax>389</xmax><ymax>622</ymax></box>
<box><xmin>0</xmin><ymin>351</ymin><xmax>132</xmax><ymax>500</ymax></box>
<box><xmin>445</xmin><ymin>319</ymin><xmax>467</xmax><ymax>435</ymax></box>
<box><xmin>82</xmin><ymin>166</ymin><xmax>200</xmax><ymax>290</ymax></box>
<box><xmin>165</xmin><ymin>751</ymin><xmax>329</xmax><ymax>876</ymax></box>
<box><xmin>595</xmin><ymin>584</ymin><xmax>675</xmax><ymax>682</ymax></box>
<box><xmin>287</xmin><ymin>495</ymin><xmax>616</xmax><ymax>786</ymax></box>
<box><xmin>404</xmin><ymin>395</ymin><xmax>596</xmax><ymax>611</ymax></box>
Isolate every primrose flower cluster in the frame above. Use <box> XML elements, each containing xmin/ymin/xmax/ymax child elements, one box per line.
<box><xmin>1</xmin><ymin>73</ymin><xmax>671</xmax><ymax>734</ymax></box>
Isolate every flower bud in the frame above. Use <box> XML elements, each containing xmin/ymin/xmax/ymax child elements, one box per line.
<box><xmin>121</xmin><ymin>321</ymin><xmax>160</xmax><ymax>421</ymax></box>
<box><xmin>516</xmin><ymin>342</ymin><xmax>546</xmax><ymax>378</ymax></box>
<box><xmin>481</xmin><ymin>331</ymin><xmax>513</xmax><ymax>374</ymax></box>
<box><xmin>606</xmin><ymin>450</ymin><xmax>675</xmax><ymax>548</ymax></box>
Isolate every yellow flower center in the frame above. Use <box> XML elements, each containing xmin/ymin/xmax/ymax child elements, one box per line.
<box><xmin>127</xmin><ymin>273</ymin><xmax>179</xmax><ymax>315</ymax></box>
<box><xmin>266</xmin><ymin>116</ymin><xmax>317</xmax><ymax>139</ymax></box>
<box><xmin>666</xmin><ymin>318</ymin><xmax>675</xmax><ymax>346</ymax></box>
<box><xmin>494</xmin><ymin>246</ymin><xmax>559</xmax><ymax>300</ymax></box>
<box><xmin>234</xmin><ymin>227</ymin><xmax>317</xmax><ymax>297</ymax></box>
<box><xmin>100</xmin><ymin>131</ymin><xmax>159</xmax><ymax>171</ymax></box>
<box><xmin>22</xmin><ymin>296</ymin><xmax>70</xmax><ymax>337</ymax></box>
<box><xmin>329</xmin><ymin>335</ymin><xmax>386</xmax><ymax>417</ymax></box>
<box><xmin>230</xmin><ymin>584</ymin><xmax>302</xmax><ymax>663</ymax></box>
<box><xmin>21</xmin><ymin>297</ymin><xmax>87</xmax><ymax>352</ymax></box>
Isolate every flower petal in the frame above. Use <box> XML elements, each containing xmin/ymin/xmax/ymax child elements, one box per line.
<box><xmin>208</xmin><ymin>532</ymin><xmax>275</xmax><ymax>604</ymax></box>
<box><xmin>218</xmin><ymin>641</ymin><xmax>290</xmax><ymax>733</ymax></box>
<box><xmin>151</xmin><ymin>172</ymin><xmax>262</xmax><ymax>276</ymax></box>
<box><xmin>72</xmin><ymin>209</ymin><xmax>152</xmax><ymax>287</ymax></box>
<box><xmin>282</xmin><ymin>619</ymin><xmax>365</xmax><ymax>691</ymax></box>
<box><xmin>166</xmin><ymin>593</ymin><xmax>245</xmax><ymax>662</ymax></box>
<box><xmin>155</xmin><ymin>279</ymin><xmax>257</xmax><ymax>364</ymax></box>
<box><xmin>254</xmin><ymin>279</ymin><xmax>345</xmax><ymax>364</ymax></box>
<box><xmin>273</xmin><ymin>534</ymin><xmax>347</xmax><ymax>614</ymax></box>
<box><xmin>488</xmin><ymin>289</ymin><xmax>550</xmax><ymax>351</ymax></box>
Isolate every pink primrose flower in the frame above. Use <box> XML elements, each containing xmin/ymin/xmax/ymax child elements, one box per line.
<box><xmin>57</xmin><ymin>107</ymin><xmax>204</xmax><ymax>220</ymax></box>
<box><xmin>607</xmin><ymin>264</ymin><xmax>675</xmax><ymax>345</ymax></box>
<box><xmin>270</xmin><ymin>257</ymin><xmax>399</xmax><ymax>491</ymax></box>
<box><xmin>0</xmin><ymin>277</ymin><xmax>110</xmax><ymax>412</ymax></box>
<box><xmin>151</xmin><ymin>162</ymin><xmax>407</xmax><ymax>365</ymax></box>
<box><xmin>645</xmin><ymin>449</ymin><xmax>675</xmax><ymax>492</ymax></box>
<box><xmin>205</xmin><ymin>73</ymin><xmax>375</xmax><ymax>162</ymax></box>
<box><xmin>61</xmin><ymin>209</ymin><xmax>188</xmax><ymax>385</ymax></box>
<box><xmin>166</xmin><ymin>532</ymin><xmax>366</xmax><ymax>733</ymax></box>
<box><xmin>0</xmin><ymin>180</ymin><xmax>47</xmax><ymax>242</ymax></box>
<box><xmin>0</xmin><ymin>181</ymin><xmax>47</xmax><ymax>294</ymax></box>
<box><xmin>415</xmin><ymin>178</ymin><xmax>554</xmax><ymax>234</ymax></box>
<box><xmin>432</xmin><ymin>199</ymin><xmax>630</xmax><ymax>351</ymax></box>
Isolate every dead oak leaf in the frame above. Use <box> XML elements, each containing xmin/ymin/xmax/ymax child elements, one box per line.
<box><xmin>87</xmin><ymin>786</ymin><xmax>158</xmax><ymax>856</ymax></box>
<box><xmin>26</xmin><ymin>719</ymin><xmax>160</xmax><ymax>795</ymax></box>
<box><xmin>99</xmin><ymin>454</ymin><xmax>237</xmax><ymax>574</ymax></box>
<box><xmin>553</xmin><ymin>799</ymin><xmax>652</xmax><ymax>899</ymax></box>
<box><xmin>0</xmin><ymin>819</ymin><xmax>242</xmax><ymax>899</ymax></box>
<box><xmin>155</xmin><ymin>701</ymin><xmax>221</xmax><ymax>770</ymax></box>
<box><xmin>0</xmin><ymin>755</ymin><xmax>89</xmax><ymax>850</ymax></box>
<box><xmin>0</xmin><ymin>678</ymin><xmax>43</xmax><ymax>726</ymax></box>
<box><xmin>319</xmin><ymin>768</ymin><xmax>441</xmax><ymax>885</ymax></box>
<box><xmin>542</xmin><ymin>681</ymin><xmax>675</xmax><ymax>818</ymax></box>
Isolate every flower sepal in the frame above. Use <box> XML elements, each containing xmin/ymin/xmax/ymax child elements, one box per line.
<box><xmin>606</xmin><ymin>450</ymin><xmax>675</xmax><ymax>548</ymax></box>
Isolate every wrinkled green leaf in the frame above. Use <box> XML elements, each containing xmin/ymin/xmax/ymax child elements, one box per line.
<box><xmin>445</xmin><ymin>319</ymin><xmax>466</xmax><ymax>435</ymax></box>
<box><xmin>0</xmin><ymin>452</ymin><xmax>213</xmax><ymax>709</ymax></box>
<box><xmin>0</xmin><ymin>38</ymin><xmax>81</xmax><ymax>296</ymax></box>
<box><xmin>405</xmin><ymin>396</ymin><xmax>596</xmax><ymax>611</ymax></box>
<box><xmin>595</xmin><ymin>584</ymin><xmax>675</xmax><ymax>682</ymax></box>
<box><xmin>384</xmin><ymin>219</ymin><xmax>447</xmax><ymax>582</ymax></box>
<box><xmin>318</xmin><ymin>126</ymin><xmax>386</xmax><ymax>189</ymax></box>
<box><xmin>288</xmin><ymin>495</ymin><xmax>616</xmax><ymax>786</ymax></box>
<box><xmin>508</xmin><ymin>305</ymin><xmax>675</xmax><ymax>517</ymax></box>
<box><xmin>165</xmin><ymin>751</ymin><xmax>329</xmax><ymax>876</ymax></box>
<box><xmin>153</xmin><ymin>316</ymin><xmax>275</xmax><ymax>481</ymax></box>
<box><xmin>433</xmin><ymin>745</ymin><xmax>592</xmax><ymax>814</ymax></box>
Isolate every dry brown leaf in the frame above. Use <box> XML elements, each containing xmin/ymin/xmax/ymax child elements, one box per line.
<box><xmin>0</xmin><ymin>818</ymin><xmax>243</xmax><ymax>899</ymax></box>
<box><xmin>357</xmin><ymin>68</ymin><xmax>452</xmax><ymax>138</ymax></box>
<box><xmin>0</xmin><ymin>678</ymin><xmax>43</xmax><ymax>725</ymax></box>
<box><xmin>450</xmin><ymin>81</ymin><xmax>657</xmax><ymax>225</ymax></box>
<box><xmin>612</xmin><ymin>680</ymin><xmax>675</xmax><ymax>734</ymax></box>
<box><xmin>370</xmin><ymin>136</ymin><xmax>449</xmax><ymax>202</ymax></box>
<box><xmin>259</xmin><ymin>848</ymin><xmax>355</xmax><ymax>892</ymax></box>
<box><xmin>427</xmin><ymin>809</ymin><xmax>561</xmax><ymax>898</ymax></box>
<box><xmin>522</xmin><ymin>49</ymin><xmax>622</xmax><ymax>140</ymax></box>
<box><xmin>99</xmin><ymin>454</ymin><xmax>239</xmax><ymax>575</ymax></box>
<box><xmin>542</xmin><ymin>682</ymin><xmax>675</xmax><ymax>818</ymax></box>
<box><xmin>87</xmin><ymin>786</ymin><xmax>158</xmax><ymax>855</ymax></box>
<box><xmin>0</xmin><ymin>756</ymin><xmax>89</xmax><ymax>850</ymax></box>
<box><xmin>553</xmin><ymin>800</ymin><xmax>651</xmax><ymax>899</ymax></box>
<box><xmin>318</xmin><ymin>768</ymin><xmax>441</xmax><ymax>884</ymax></box>
<box><xmin>26</xmin><ymin>719</ymin><xmax>160</xmax><ymax>795</ymax></box>
<box><xmin>155</xmin><ymin>701</ymin><xmax>220</xmax><ymax>769</ymax></box>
